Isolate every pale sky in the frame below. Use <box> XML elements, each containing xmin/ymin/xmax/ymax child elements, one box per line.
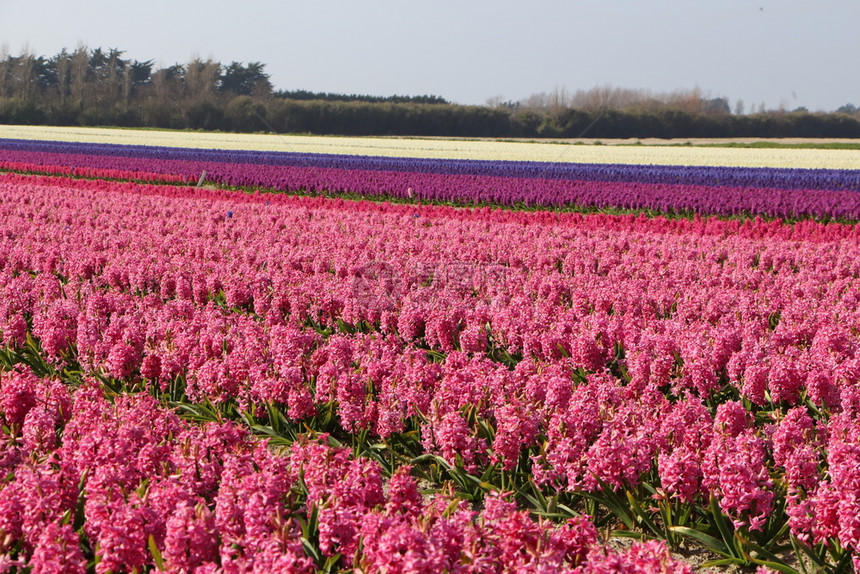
<box><xmin>1</xmin><ymin>0</ymin><xmax>857</xmax><ymax>112</ymax></box>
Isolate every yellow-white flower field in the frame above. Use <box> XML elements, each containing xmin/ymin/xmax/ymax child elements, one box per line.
<box><xmin>1</xmin><ymin>124</ymin><xmax>859</xmax><ymax>169</ymax></box>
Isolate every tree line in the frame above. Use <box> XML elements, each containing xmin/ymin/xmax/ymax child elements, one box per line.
<box><xmin>1</xmin><ymin>47</ymin><xmax>858</xmax><ymax>139</ymax></box>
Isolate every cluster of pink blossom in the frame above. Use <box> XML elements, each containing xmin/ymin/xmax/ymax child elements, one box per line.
<box><xmin>0</xmin><ymin>364</ymin><xmax>702</xmax><ymax>573</ymax></box>
<box><xmin>2</xmin><ymin>172</ymin><xmax>860</xmax><ymax>567</ymax></box>
<box><xmin>0</xmin><ymin>370</ymin><xmax>306</xmax><ymax>572</ymax></box>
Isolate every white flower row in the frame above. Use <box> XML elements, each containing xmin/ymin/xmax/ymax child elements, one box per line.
<box><xmin>1</xmin><ymin>124</ymin><xmax>858</xmax><ymax>170</ymax></box>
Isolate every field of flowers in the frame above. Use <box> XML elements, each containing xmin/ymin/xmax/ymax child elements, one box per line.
<box><xmin>1</xmin><ymin>136</ymin><xmax>860</xmax><ymax>220</ymax></box>
<box><xmin>1</xmin><ymin>128</ymin><xmax>860</xmax><ymax>573</ymax></box>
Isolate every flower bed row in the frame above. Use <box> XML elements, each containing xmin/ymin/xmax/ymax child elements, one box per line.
<box><xmin>1</xmin><ymin>173</ymin><xmax>859</xmax><ymax>571</ymax></box>
<box><xmin>0</xmin><ymin>159</ymin><xmax>192</xmax><ymax>185</ymax></box>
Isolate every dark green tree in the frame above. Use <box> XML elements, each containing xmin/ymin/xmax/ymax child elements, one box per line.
<box><xmin>220</xmin><ymin>61</ymin><xmax>271</xmax><ymax>96</ymax></box>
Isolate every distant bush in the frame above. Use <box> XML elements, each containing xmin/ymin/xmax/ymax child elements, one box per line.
<box><xmin>0</xmin><ymin>46</ymin><xmax>858</xmax><ymax>139</ymax></box>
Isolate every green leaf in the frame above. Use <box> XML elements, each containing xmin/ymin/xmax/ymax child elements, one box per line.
<box><xmin>701</xmin><ymin>557</ymin><xmax>747</xmax><ymax>568</ymax></box>
<box><xmin>832</xmin><ymin>550</ymin><xmax>855</xmax><ymax>574</ymax></box>
<box><xmin>789</xmin><ymin>535</ymin><xmax>826</xmax><ymax>570</ymax></box>
<box><xmin>669</xmin><ymin>526</ymin><xmax>731</xmax><ymax>558</ymax></box>
<box><xmin>408</xmin><ymin>453</ymin><xmax>439</xmax><ymax>466</ymax></box>
<box><xmin>625</xmin><ymin>489</ymin><xmax>661</xmax><ymax>536</ymax></box>
<box><xmin>582</xmin><ymin>493</ymin><xmax>634</xmax><ymax>530</ymax></box>
<box><xmin>239</xmin><ymin>409</ymin><xmax>257</xmax><ymax>428</ymax></box>
<box><xmin>322</xmin><ymin>553</ymin><xmax>342</xmax><ymax>573</ymax></box>
<box><xmin>738</xmin><ymin>535</ymin><xmax>793</xmax><ymax>566</ymax></box>
<box><xmin>525</xmin><ymin>478</ymin><xmax>548</xmax><ymax>512</ymax></box>
<box><xmin>611</xmin><ymin>530</ymin><xmax>646</xmax><ymax>540</ymax></box>
<box><xmin>301</xmin><ymin>538</ymin><xmax>322</xmax><ymax>562</ymax></box>
<box><xmin>148</xmin><ymin>535</ymin><xmax>164</xmax><ymax>571</ymax></box>
<box><xmin>708</xmin><ymin>495</ymin><xmax>737</xmax><ymax>554</ymax></box>
<box><xmin>250</xmin><ymin>424</ymin><xmax>279</xmax><ymax>437</ymax></box>
<box><xmin>73</xmin><ymin>469</ymin><xmax>89</xmax><ymax>531</ymax></box>
<box><xmin>442</xmin><ymin>497</ymin><xmax>463</xmax><ymax>518</ymax></box>
<box><xmin>556</xmin><ymin>503</ymin><xmax>579</xmax><ymax>517</ymax></box>
<box><xmin>746</xmin><ymin>558</ymin><xmax>801</xmax><ymax>574</ymax></box>
<box><xmin>580</xmin><ymin>478</ymin><xmax>635</xmax><ymax>531</ymax></box>
<box><xmin>302</xmin><ymin>504</ymin><xmax>319</xmax><ymax>539</ymax></box>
